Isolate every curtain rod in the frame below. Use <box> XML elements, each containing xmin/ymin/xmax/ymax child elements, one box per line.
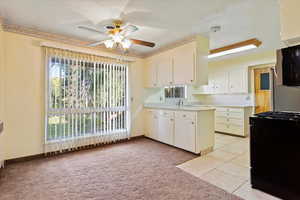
<box><xmin>40</xmin><ymin>41</ymin><xmax>137</xmax><ymax>62</ymax></box>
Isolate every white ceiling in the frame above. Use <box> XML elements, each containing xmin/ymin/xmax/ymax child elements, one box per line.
<box><xmin>0</xmin><ymin>0</ymin><xmax>281</xmax><ymax>57</ymax></box>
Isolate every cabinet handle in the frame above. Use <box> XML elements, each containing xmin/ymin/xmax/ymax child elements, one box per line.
<box><xmin>170</xmin><ymin>119</ymin><xmax>174</xmax><ymax>122</ymax></box>
<box><xmin>191</xmin><ymin>122</ymin><xmax>195</xmax><ymax>125</ymax></box>
<box><xmin>183</xmin><ymin>115</ymin><xmax>186</xmax><ymax>117</ymax></box>
<box><xmin>190</xmin><ymin>80</ymin><xmax>193</xmax><ymax>82</ymax></box>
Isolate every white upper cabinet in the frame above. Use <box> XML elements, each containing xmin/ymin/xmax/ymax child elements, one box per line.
<box><xmin>145</xmin><ymin>58</ymin><xmax>158</xmax><ymax>88</ymax></box>
<box><xmin>194</xmin><ymin>68</ymin><xmax>248</xmax><ymax>95</ymax></box>
<box><xmin>173</xmin><ymin>42</ymin><xmax>196</xmax><ymax>85</ymax></box>
<box><xmin>228</xmin><ymin>69</ymin><xmax>248</xmax><ymax>94</ymax></box>
<box><xmin>280</xmin><ymin>0</ymin><xmax>300</xmax><ymax>43</ymax></box>
<box><xmin>144</xmin><ymin>35</ymin><xmax>209</xmax><ymax>87</ymax></box>
<box><xmin>157</xmin><ymin>52</ymin><xmax>173</xmax><ymax>86</ymax></box>
<box><xmin>211</xmin><ymin>71</ymin><xmax>229</xmax><ymax>94</ymax></box>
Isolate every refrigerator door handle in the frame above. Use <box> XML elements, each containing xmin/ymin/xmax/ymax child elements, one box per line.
<box><xmin>272</xmin><ymin>66</ymin><xmax>278</xmax><ymax>78</ymax></box>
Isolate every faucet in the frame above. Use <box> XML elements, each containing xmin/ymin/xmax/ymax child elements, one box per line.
<box><xmin>177</xmin><ymin>99</ymin><xmax>184</xmax><ymax>107</ymax></box>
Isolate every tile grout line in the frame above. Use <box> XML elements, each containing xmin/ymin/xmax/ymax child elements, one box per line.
<box><xmin>231</xmin><ymin>179</ymin><xmax>249</xmax><ymax>194</ymax></box>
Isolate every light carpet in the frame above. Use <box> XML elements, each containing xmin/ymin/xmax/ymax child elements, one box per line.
<box><xmin>0</xmin><ymin>138</ymin><xmax>242</xmax><ymax>200</ymax></box>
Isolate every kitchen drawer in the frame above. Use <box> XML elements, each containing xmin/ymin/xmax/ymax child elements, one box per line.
<box><xmin>215</xmin><ymin>116</ymin><xmax>228</xmax><ymax>124</ymax></box>
<box><xmin>216</xmin><ymin>107</ymin><xmax>229</xmax><ymax>112</ymax></box>
<box><xmin>228</xmin><ymin>112</ymin><xmax>244</xmax><ymax>119</ymax></box>
<box><xmin>229</xmin><ymin>108</ymin><xmax>244</xmax><ymax>113</ymax></box>
<box><xmin>215</xmin><ymin>111</ymin><xmax>228</xmax><ymax>117</ymax></box>
<box><xmin>229</xmin><ymin>118</ymin><xmax>244</xmax><ymax>126</ymax></box>
<box><xmin>175</xmin><ymin>111</ymin><xmax>196</xmax><ymax>120</ymax></box>
<box><xmin>158</xmin><ymin>110</ymin><xmax>175</xmax><ymax>118</ymax></box>
<box><xmin>228</xmin><ymin>124</ymin><xmax>244</xmax><ymax>136</ymax></box>
<box><xmin>215</xmin><ymin>122</ymin><xmax>228</xmax><ymax>132</ymax></box>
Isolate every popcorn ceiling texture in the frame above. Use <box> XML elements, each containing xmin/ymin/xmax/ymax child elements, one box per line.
<box><xmin>0</xmin><ymin>138</ymin><xmax>242</xmax><ymax>200</ymax></box>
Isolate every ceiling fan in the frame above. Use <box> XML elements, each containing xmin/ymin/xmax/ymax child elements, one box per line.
<box><xmin>78</xmin><ymin>20</ymin><xmax>155</xmax><ymax>50</ymax></box>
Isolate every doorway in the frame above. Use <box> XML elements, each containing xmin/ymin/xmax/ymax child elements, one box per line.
<box><xmin>253</xmin><ymin>67</ymin><xmax>273</xmax><ymax>114</ymax></box>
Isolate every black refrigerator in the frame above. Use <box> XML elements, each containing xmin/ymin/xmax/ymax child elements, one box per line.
<box><xmin>273</xmin><ymin>49</ymin><xmax>300</xmax><ymax>112</ymax></box>
<box><xmin>250</xmin><ymin>48</ymin><xmax>300</xmax><ymax>200</ymax></box>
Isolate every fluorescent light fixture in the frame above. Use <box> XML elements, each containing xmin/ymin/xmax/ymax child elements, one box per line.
<box><xmin>208</xmin><ymin>38</ymin><xmax>262</xmax><ymax>59</ymax></box>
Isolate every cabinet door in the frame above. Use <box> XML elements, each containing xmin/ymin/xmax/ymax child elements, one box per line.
<box><xmin>228</xmin><ymin>69</ymin><xmax>247</xmax><ymax>93</ymax></box>
<box><xmin>157</xmin><ymin>113</ymin><xmax>174</xmax><ymax>145</ymax></box>
<box><xmin>173</xmin><ymin>42</ymin><xmax>196</xmax><ymax>85</ymax></box>
<box><xmin>145</xmin><ymin>110</ymin><xmax>158</xmax><ymax>140</ymax></box>
<box><xmin>145</xmin><ymin>58</ymin><xmax>158</xmax><ymax>88</ymax></box>
<box><xmin>174</xmin><ymin>113</ymin><xmax>196</xmax><ymax>152</ymax></box>
<box><xmin>157</xmin><ymin>52</ymin><xmax>173</xmax><ymax>86</ymax></box>
<box><xmin>213</xmin><ymin>72</ymin><xmax>228</xmax><ymax>94</ymax></box>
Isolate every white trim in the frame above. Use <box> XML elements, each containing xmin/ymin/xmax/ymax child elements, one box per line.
<box><xmin>40</xmin><ymin>41</ymin><xmax>137</xmax><ymax>62</ymax></box>
<box><xmin>44</xmin><ymin>51</ymin><xmax>50</xmax><ymax>153</ymax></box>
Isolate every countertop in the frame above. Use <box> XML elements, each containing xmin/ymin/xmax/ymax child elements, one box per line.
<box><xmin>144</xmin><ymin>103</ymin><xmax>254</xmax><ymax>111</ymax></box>
<box><xmin>144</xmin><ymin>103</ymin><xmax>216</xmax><ymax>111</ymax></box>
<box><xmin>205</xmin><ymin>104</ymin><xmax>254</xmax><ymax>108</ymax></box>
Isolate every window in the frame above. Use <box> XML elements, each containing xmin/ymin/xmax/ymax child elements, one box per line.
<box><xmin>46</xmin><ymin>57</ymin><xmax>129</xmax><ymax>145</ymax></box>
<box><xmin>164</xmin><ymin>86</ymin><xmax>187</xmax><ymax>99</ymax></box>
<box><xmin>260</xmin><ymin>72</ymin><xmax>270</xmax><ymax>90</ymax></box>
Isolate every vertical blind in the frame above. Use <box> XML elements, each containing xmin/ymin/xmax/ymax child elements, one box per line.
<box><xmin>45</xmin><ymin>48</ymin><xmax>129</xmax><ymax>153</ymax></box>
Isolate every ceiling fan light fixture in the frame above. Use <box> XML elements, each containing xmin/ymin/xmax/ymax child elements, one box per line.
<box><xmin>104</xmin><ymin>40</ymin><xmax>114</xmax><ymax>48</ymax></box>
<box><xmin>121</xmin><ymin>39</ymin><xmax>132</xmax><ymax>49</ymax></box>
<box><xmin>112</xmin><ymin>34</ymin><xmax>124</xmax><ymax>43</ymax></box>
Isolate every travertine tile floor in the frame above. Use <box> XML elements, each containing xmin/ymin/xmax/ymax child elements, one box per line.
<box><xmin>177</xmin><ymin>133</ymin><xmax>281</xmax><ymax>200</ymax></box>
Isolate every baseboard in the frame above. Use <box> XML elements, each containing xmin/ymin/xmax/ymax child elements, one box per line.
<box><xmin>5</xmin><ymin>135</ymin><xmax>146</xmax><ymax>165</ymax></box>
<box><xmin>215</xmin><ymin>131</ymin><xmax>247</xmax><ymax>138</ymax></box>
<box><xmin>5</xmin><ymin>154</ymin><xmax>44</xmax><ymax>165</ymax></box>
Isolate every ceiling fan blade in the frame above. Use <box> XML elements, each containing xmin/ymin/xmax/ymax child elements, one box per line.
<box><xmin>87</xmin><ymin>40</ymin><xmax>106</xmax><ymax>47</ymax></box>
<box><xmin>78</xmin><ymin>26</ymin><xmax>107</xmax><ymax>35</ymax></box>
<box><xmin>130</xmin><ymin>39</ymin><xmax>155</xmax><ymax>48</ymax></box>
<box><xmin>120</xmin><ymin>24</ymin><xmax>138</xmax><ymax>36</ymax></box>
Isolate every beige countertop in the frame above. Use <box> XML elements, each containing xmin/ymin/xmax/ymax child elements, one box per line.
<box><xmin>144</xmin><ymin>103</ymin><xmax>254</xmax><ymax>111</ymax></box>
<box><xmin>205</xmin><ymin>104</ymin><xmax>254</xmax><ymax>108</ymax></box>
<box><xmin>144</xmin><ymin>103</ymin><xmax>216</xmax><ymax>111</ymax></box>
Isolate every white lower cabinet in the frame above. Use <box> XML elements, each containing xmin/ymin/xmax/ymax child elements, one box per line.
<box><xmin>157</xmin><ymin>111</ymin><xmax>174</xmax><ymax>145</ymax></box>
<box><xmin>174</xmin><ymin>112</ymin><xmax>196</xmax><ymax>152</ymax></box>
<box><xmin>145</xmin><ymin>109</ymin><xmax>158</xmax><ymax>140</ymax></box>
<box><xmin>145</xmin><ymin>109</ymin><xmax>215</xmax><ymax>154</ymax></box>
<box><xmin>215</xmin><ymin>107</ymin><xmax>253</xmax><ymax>137</ymax></box>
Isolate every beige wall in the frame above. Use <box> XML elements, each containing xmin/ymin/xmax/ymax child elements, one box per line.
<box><xmin>280</xmin><ymin>0</ymin><xmax>300</xmax><ymax>41</ymax></box>
<box><xmin>0</xmin><ymin>23</ymin><xmax>5</xmax><ymax>164</ymax></box>
<box><xmin>1</xmin><ymin>31</ymin><xmax>145</xmax><ymax>160</ymax></box>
